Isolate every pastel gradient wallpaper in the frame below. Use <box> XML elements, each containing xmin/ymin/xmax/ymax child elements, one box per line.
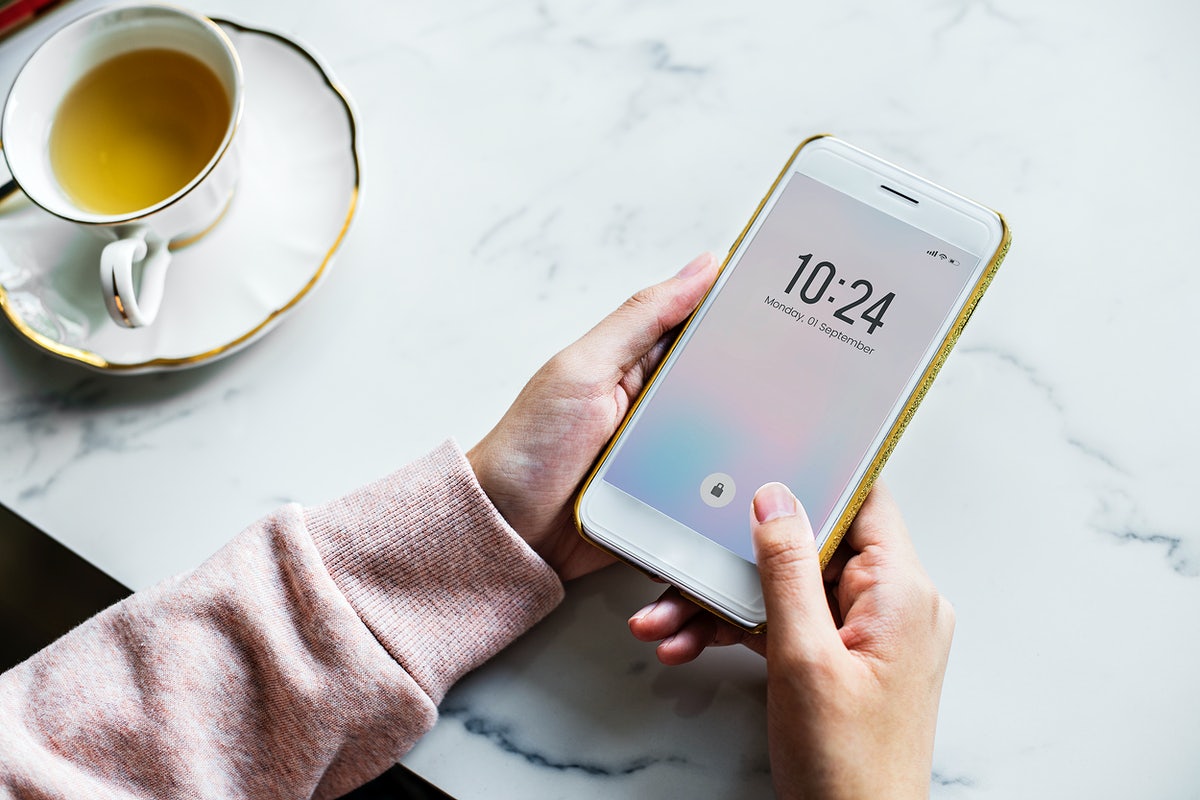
<box><xmin>604</xmin><ymin>173</ymin><xmax>977</xmax><ymax>561</ymax></box>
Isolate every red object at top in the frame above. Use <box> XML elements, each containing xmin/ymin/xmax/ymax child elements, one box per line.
<box><xmin>0</xmin><ymin>0</ymin><xmax>65</xmax><ymax>39</ymax></box>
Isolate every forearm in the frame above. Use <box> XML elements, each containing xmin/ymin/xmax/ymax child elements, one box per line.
<box><xmin>0</xmin><ymin>441</ymin><xmax>563</xmax><ymax>799</ymax></box>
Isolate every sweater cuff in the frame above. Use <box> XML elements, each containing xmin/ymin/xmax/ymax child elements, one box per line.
<box><xmin>305</xmin><ymin>440</ymin><xmax>564</xmax><ymax>705</ymax></box>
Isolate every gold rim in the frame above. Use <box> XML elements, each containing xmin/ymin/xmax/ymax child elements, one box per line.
<box><xmin>0</xmin><ymin>18</ymin><xmax>361</xmax><ymax>372</ymax></box>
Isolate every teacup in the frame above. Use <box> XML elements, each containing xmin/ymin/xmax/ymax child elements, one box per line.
<box><xmin>1</xmin><ymin>4</ymin><xmax>244</xmax><ymax>328</ymax></box>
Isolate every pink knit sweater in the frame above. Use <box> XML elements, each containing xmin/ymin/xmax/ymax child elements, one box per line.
<box><xmin>0</xmin><ymin>441</ymin><xmax>565</xmax><ymax>798</ymax></box>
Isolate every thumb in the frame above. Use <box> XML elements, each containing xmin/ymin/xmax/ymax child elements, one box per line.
<box><xmin>574</xmin><ymin>252</ymin><xmax>719</xmax><ymax>373</ymax></box>
<box><xmin>752</xmin><ymin>483</ymin><xmax>841</xmax><ymax>657</ymax></box>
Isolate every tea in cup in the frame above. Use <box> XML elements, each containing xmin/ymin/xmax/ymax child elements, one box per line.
<box><xmin>1</xmin><ymin>4</ymin><xmax>244</xmax><ymax>328</ymax></box>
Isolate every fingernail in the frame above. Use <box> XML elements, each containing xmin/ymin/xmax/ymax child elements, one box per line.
<box><xmin>674</xmin><ymin>252</ymin><xmax>714</xmax><ymax>279</ymax></box>
<box><xmin>753</xmin><ymin>482</ymin><xmax>799</xmax><ymax>523</ymax></box>
<box><xmin>630</xmin><ymin>601</ymin><xmax>659</xmax><ymax>624</ymax></box>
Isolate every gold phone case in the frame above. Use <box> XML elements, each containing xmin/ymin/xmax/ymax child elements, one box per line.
<box><xmin>573</xmin><ymin>134</ymin><xmax>1012</xmax><ymax>631</ymax></box>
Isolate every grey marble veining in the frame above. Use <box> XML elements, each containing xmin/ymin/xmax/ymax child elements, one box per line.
<box><xmin>2</xmin><ymin>1</ymin><xmax>1199</xmax><ymax>797</ymax></box>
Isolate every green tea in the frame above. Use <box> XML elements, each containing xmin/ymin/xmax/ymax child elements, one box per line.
<box><xmin>49</xmin><ymin>48</ymin><xmax>230</xmax><ymax>215</ymax></box>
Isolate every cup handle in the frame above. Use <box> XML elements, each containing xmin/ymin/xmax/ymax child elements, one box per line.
<box><xmin>100</xmin><ymin>228</ymin><xmax>171</xmax><ymax>328</ymax></box>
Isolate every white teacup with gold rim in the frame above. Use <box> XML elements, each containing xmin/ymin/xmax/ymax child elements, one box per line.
<box><xmin>1</xmin><ymin>4</ymin><xmax>244</xmax><ymax>328</ymax></box>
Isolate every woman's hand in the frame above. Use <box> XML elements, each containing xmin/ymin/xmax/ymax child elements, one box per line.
<box><xmin>467</xmin><ymin>252</ymin><xmax>720</xmax><ymax>581</ymax></box>
<box><xmin>630</xmin><ymin>482</ymin><xmax>955</xmax><ymax>799</ymax></box>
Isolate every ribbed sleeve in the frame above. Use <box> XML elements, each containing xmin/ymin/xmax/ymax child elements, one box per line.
<box><xmin>305</xmin><ymin>439</ymin><xmax>565</xmax><ymax>704</ymax></box>
<box><xmin>0</xmin><ymin>440</ymin><xmax>564</xmax><ymax>799</ymax></box>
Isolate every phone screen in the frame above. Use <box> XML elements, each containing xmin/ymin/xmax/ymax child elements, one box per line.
<box><xmin>601</xmin><ymin>172</ymin><xmax>981</xmax><ymax>562</ymax></box>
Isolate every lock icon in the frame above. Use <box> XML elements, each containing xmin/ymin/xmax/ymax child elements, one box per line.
<box><xmin>701</xmin><ymin>473</ymin><xmax>735</xmax><ymax>507</ymax></box>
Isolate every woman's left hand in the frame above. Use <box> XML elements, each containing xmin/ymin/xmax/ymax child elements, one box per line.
<box><xmin>468</xmin><ymin>252</ymin><xmax>720</xmax><ymax>581</ymax></box>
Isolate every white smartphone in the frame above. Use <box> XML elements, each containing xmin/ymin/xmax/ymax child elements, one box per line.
<box><xmin>575</xmin><ymin>135</ymin><xmax>1010</xmax><ymax>631</ymax></box>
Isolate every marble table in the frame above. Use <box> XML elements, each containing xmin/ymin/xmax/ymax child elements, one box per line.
<box><xmin>2</xmin><ymin>1</ymin><xmax>1198</xmax><ymax>797</ymax></box>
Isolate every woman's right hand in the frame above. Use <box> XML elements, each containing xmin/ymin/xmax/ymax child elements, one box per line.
<box><xmin>629</xmin><ymin>482</ymin><xmax>955</xmax><ymax>799</ymax></box>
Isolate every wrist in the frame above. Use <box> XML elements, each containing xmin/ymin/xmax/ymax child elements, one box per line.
<box><xmin>465</xmin><ymin>440</ymin><xmax>543</xmax><ymax>556</ymax></box>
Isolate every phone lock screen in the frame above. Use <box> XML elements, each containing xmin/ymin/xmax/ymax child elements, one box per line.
<box><xmin>602</xmin><ymin>172</ymin><xmax>979</xmax><ymax>563</ymax></box>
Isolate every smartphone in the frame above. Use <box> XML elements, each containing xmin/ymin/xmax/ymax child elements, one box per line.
<box><xmin>574</xmin><ymin>135</ymin><xmax>1010</xmax><ymax>631</ymax></box>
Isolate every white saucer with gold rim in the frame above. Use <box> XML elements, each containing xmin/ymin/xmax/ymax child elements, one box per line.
<box><xmin>0</xmin><ymin>17</ymin><xmax>360</xmax><ymax>373</ymax></box>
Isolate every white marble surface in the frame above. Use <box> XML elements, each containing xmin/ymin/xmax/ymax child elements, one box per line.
<box><xmin>2</xmin><ymin>1</ymin><xmax>1199</xmax><ymax>797</ymax></box>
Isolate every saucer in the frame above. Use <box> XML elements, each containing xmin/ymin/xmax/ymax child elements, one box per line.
<box><xmin>0</xmin><ymin>18</ymin><xmax>360</xmax><ymax>373</ymax></box>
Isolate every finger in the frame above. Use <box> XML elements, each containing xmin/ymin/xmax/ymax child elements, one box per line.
<box><xmin>819</xmin><ymin>536</ymin><xmax>853</xmax><ymax>629</ymax></box>
<box><xmin>630</xmin><ymin>587</ymin><xmax>768</xmax><ymax>659</ymax></box>
<box><xmin>821</xmin><ymin>536</ymin><xmax>855</xmax><ymax>584</ymax></box>
<box><xmin>574</xmin><ymin>252</ymin><xmax>719</xmax><ymax>375</ymax></box>
<box><xmin>843</xmin><ymin>481</ymin><xmax>919</xmax><ymax>567</ymax></box>
<box><xmin>632</xmin><ymin>331</ymin><xmax>675</xmax><ymax>385</ymax></box>
<box><xmin>825</xmin><ymin>582</ymin><xmax>844</xmax><ymax>629</ymax></box>
<box><xmin>655</xmin><ymin>613</ymin><xmax>763</xmax><ymax>665</ymax></box>
<box><xmin>752</xmin><ymin>483</ymin><xmax>841</xmax><ymax>658</ymax></box>
<box><xmin>628</xmin><ymin>587</ymin><xmax>702</xmax><ymax>641</ymax></box>
<box><xmin>837</xmin><ymin>482</ymin><xmax>940</xmax><ymax>628</ymax></box>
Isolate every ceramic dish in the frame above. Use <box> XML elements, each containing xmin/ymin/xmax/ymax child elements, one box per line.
<box><xmin>0</xmin><ymin>18</ymin><xmax>360</xmax><ymax>372</ymax></box>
